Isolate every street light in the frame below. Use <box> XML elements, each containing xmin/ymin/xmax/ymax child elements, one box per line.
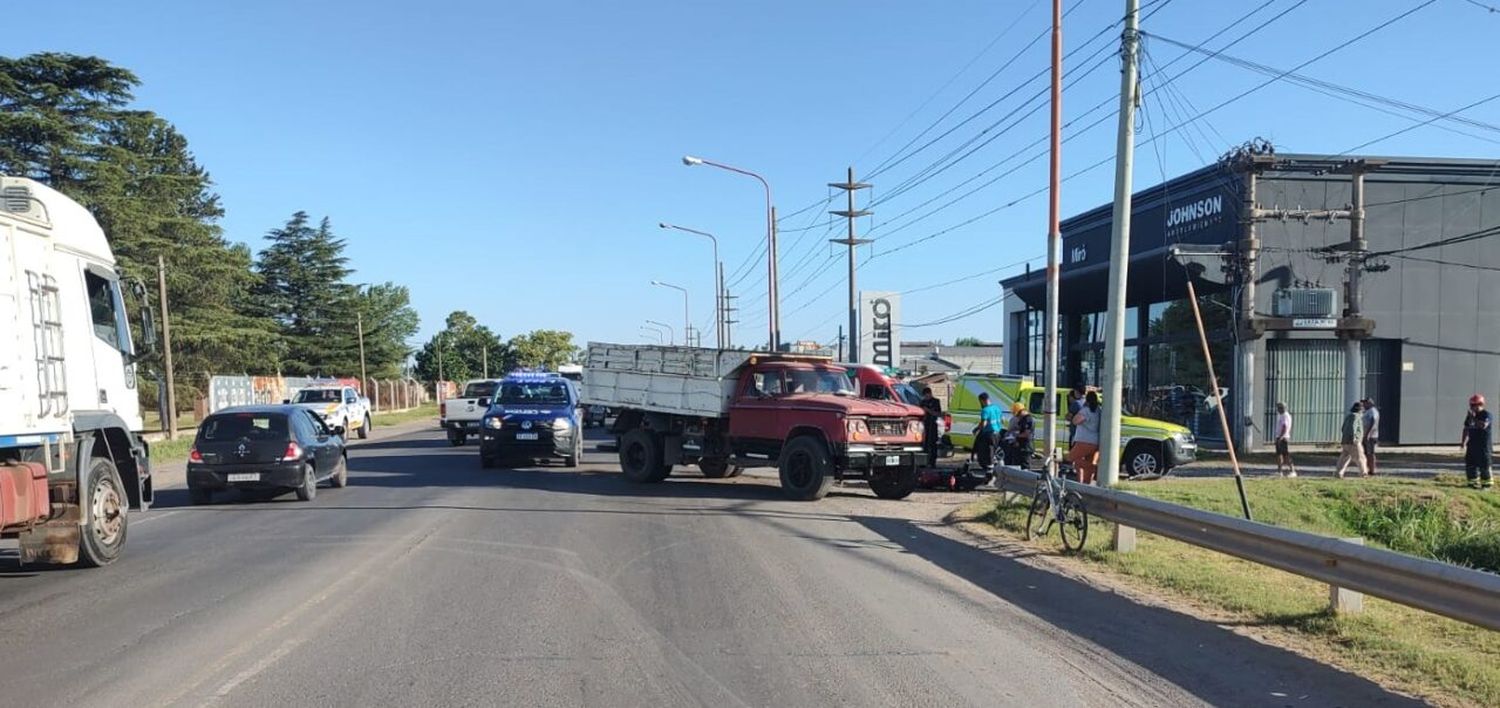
<box><xmin>639</xmin><ymin>326</ymin><xmax>664</xmax><ymax>344</ymax></box>
<box><xmin>681</xmin><ymin>154</ymin><xmax>778</xmax><ymax>350</ymax></box>
<box><xmin>659</xmin><ymin>222</ymin><xmax>722</xmax><ymax>348</ymax></box>
<box><xmin>650</xmin><ymin>280</ymin><xmax>692</xmax><ymax>347</ymax></box>
<box><xmin>644</xmin><ymin>319</ymin><xmax>674</xmax><ymax>346</ymax></box>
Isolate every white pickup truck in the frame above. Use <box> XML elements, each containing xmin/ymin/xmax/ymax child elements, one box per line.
<box><xmin>287</xmin><ymin>385</ymin><xmax>372</xmax><ymax>439</ymax></box>
<box><xmin>441</xmin><ymin>379</ymin><xmax>501</xmax><ymax>446</ymax></box>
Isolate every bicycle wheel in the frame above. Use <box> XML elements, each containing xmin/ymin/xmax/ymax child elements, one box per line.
<box><xmin>1025</xmin><ymin>489</ymin><xmax>1050</xmax><ymax>541</ymax></box>
<box><xmin>1059</xmin><ymin>490</ymin><xmax>1089</xmax><ymax>552</ymax></box>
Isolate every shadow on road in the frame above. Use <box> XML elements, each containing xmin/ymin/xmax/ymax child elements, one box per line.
<box><xmin>850</xmin><ymin>515</ymin><xmax>1424</xmax><ymax>707</ymax></box>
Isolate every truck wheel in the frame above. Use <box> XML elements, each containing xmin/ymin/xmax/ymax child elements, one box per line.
<box><xmin>619</xmin><ymin>429</ymin><xmax>669</xmax><ymax>483</ymax></box>
<box><xmin>295</xmin><ymin>464</ymin><xmax>317</xmax><ymax>502</ymax></box>
<box><xmin>565</xmin><ymin>435</ymin><xmax>582</xmax><ymax>468</ymax></box>
<box><xmin>358</xmin><ymin>414</ymin><xmax>371</xmax><ymax>439</ymax></box>
<box><xmin>699</xmin><ymin>458</ymin><xmax>731</xmax><ymax>478</ymax></box>
<box><xmin>78</xmin><ymin>457</ymin><xmax>128</xmax><ymax>567</ymax></box>
<box><xmin>1125</xmin><ymin>441</ymin><xmax>1163</xmax><ymax>479</ymax></box>
<box><xmin>727</xmin><ymin>466</ymin><xmax>745</xmax><ymax>478</ymax></box>
<box><xmin>869</xmin><ymin>466</ymin><xmax>919</xmax><ymax>500</ymax></box>
<box><xmin>778</xmin><ymin>436</ymin><xmax>834</xmax><ymax>501</ymax></box>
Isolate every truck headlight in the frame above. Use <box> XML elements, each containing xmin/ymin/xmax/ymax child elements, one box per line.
<box><xmin>845</xmin><ymin>418</ymin><xmax>868</xmax><ymax>441</ymax></box>
<box><xmin>907</xmin><ymin>420</ymin><xmax>925</xmax><ymax>440</ymax></box>
<box><xmin>484</xmin><ymin>417</ymin><xmax>504</xmax><ymax>430</ymax></box>
<box><xmin>553</xmin><ymin>417</ymin><xmax>572</xmax><ymax>430</ymax></box>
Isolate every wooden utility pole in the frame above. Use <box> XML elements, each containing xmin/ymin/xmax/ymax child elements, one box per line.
<box><xmin>356</xmin><ymin>310</ymin><xmax>369</xmax><ymax>387</ymax></box>
<box><xmin>1042</xmin><ymin>0</ymin><xmax>1064</xmax><ymax>472</ymax></box>
<box><xmin>830</xmin><ymin>167</ymin><xmax>872</xmax><ymax>363</ymax></box>
<box><xmin>156</xmin><ymin>255</ymin><xmax>177</xmax><ymax>440</ymax></box>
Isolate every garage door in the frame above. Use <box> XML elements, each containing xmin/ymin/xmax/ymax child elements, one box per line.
<box><xmin>1264</xmin><ymin>339</ymin><xmax>1399</xmax><ymax>444</ymax></box>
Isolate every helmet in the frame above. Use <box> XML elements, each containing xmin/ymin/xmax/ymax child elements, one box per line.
<box><xmin>1011</xmin><ymin>402</ymin><xmax>1026</xmax><ymax>415</ymax></box>
<box><xmin>1471</xmin><ymin>394</ymin><xmax>1487</xmax><ymax>406</ymax></box>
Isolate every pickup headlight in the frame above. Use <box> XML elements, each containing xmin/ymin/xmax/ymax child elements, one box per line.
<box><xmin>845</xmin><ymin>418</ymin><xmax>869</xmax><ymax>442</ymax></box>
<box><xmin>907</xmin><ymin>420</ymin><xmax>925</xmax><ymax>440</ymax></box>
<box><xmin>553</xmin><ymin>417</ymin><xmax>572</xmax><ymax>430</ymax></box>
<box><xmin>484</xmin><ymin>417</ymin><xmax>504</xmax><ymax>430</ymax></box>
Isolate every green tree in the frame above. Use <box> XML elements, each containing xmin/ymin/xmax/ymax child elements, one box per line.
<box><xmin>354</xmin><ymin>283</ymin><xmax>420</xmax><ymax>378</ymax></box>
<box><xmin>954</xmin><ymin>336</ymin><xmax>985</xmax><ymax>347</ymax></box>
<box><xmin>251</xmin><ymin>212</ymin><xmax>359</xmax><ymax>375</ymax></box>
<box><xmin>0</xmin><ymin>53</ymin><xmax>135</xmax><ymax>190</ymax></box>
<box><xmin>413</xmin><ymin>311</ymin><xmax>508</xmax><ymax>382</ymax></box>
<box><xmin>508</xmin><ymin>329</ymin><xmax>577</xmax><ymax>370</ymax></box>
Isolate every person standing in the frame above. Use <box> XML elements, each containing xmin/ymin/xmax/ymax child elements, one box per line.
<box><xmin>974</xmin><ymin>392</ymin><xmax>1002</xmax><ymax>471</ymax></box>
<box><xmin>1361</xmin><ymin>397</ymin><xmax>1380</xmax><ymax>476</ymax></box>
<box><xmin>919</xmin><ymin>387</ymin><xmax>943</xmax><ymax>467</ymax></box>
<box><xmin>1274</xmin><ymin>401</ymin><xmax>1296</xmax><ymax>478</ymax></box>
<box><xmin>1006</xmin><ymin>402</ymin><xmax>1035</xmax><ymax>470</ymax></box>
<box><xmin>1334</xmin><ymin>401</ymin><xmax>1368</xmax><ymax>479</ymax></box>
<box><xmin>1461</xmin><ymin>394</ymin><xmax>1493</xmax><ymax>490</ymax></box>
<box><xmin>1066</xmin><ymin>384</ymin><xmax>1086</xmax><ymax>448</ymax></box>
<box><xmin>1069</xmin><ymin>391</ymin><xmax>1102</xmax><ymax>485</ymax></box>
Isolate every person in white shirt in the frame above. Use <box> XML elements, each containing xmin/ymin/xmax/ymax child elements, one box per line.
<box><xmin>1275</xmin><ymin>402</ymin><xmax>1297</xmax><ymax>478</ymax></box>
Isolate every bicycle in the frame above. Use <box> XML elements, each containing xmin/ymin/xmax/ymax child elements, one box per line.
<box><xmin>1024</xmin><ymin>454</ymin><xmax>1089</xmax><ymax>552</ymax></box>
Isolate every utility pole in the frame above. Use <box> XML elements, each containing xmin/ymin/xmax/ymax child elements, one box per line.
<box><xmin>1344</xmin><ymin>165</ymin><xmax>1368</xmax><ymax>409</ymax></box>
<box><xmin>718</xmin><ymin>262</ymin><xmax>727</xmax><ymax>349</ymax></box>
<box><xmin>770</xmin><ymin>206</ymin><xmax>782</xmax><ymax>351</ymax></box>
<box><xmin>1098</xmin><ymin>0</ymin><xmax>1140</xmax><ymax>487</ymax></box>
<box><xmin>837</xmin><ymin>325</ymin><xmax>845</xmax><ymax>361</ymax></box>
<box><xmin>356</xmin><ymin>310</ymin><xmax>369</xmax><ymax>387</ymax></box>
<box><xmin>723</xmin><ymin>291</ymin><xmax>738</xmax><ymax>349</ymax></box>
<box><xmin>482</xmin><ymin>345</ymin><xmax>489</xmax><ymax>379</ymax></box>
<box><xmin>829</xmin><ymin>167</ymin><xmax>872</xmax><ymax>363</ymax></box>
<box><xmin>156</xmin><ymin>255</ymin><xmax>177</xmax><ymax>440</ymax></box>
<box><xmin>437</xmin><ymin>333</ymin><xmax>444</xmax><ymax>386</ymax></box>
<box><xmin>1042</xmin><ymin>0</ymin><xmax>1064</xmax><ymax>472</ymax></box>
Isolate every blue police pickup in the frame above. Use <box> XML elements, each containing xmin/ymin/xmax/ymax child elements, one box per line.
<box><xmin>478</xmin><ymin>373</ymin><xmax>584</xmax><ymax>469</ymax></box>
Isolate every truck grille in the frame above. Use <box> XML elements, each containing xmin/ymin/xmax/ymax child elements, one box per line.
<box><xmin>868</xmin><ymin>418</ymin><xmax>907</xmax><ymax>437</ymax></box>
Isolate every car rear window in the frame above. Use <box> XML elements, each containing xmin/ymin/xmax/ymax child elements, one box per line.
<box><xmin>463</xmin><ymin>381</ymin><xmax>500</xmax><ymax>398</ymax></box>
<box><xmin>201</xmin><ymin>413</ymin><xmax>289</xmax><ymax>441</ymax></box>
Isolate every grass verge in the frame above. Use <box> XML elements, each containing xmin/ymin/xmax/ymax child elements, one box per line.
<box><xmin>372</xmin><ymin>402</ymin><xmax>438</xmax><ymax>427</ymax></box>
<box><xmin>148</xmin><ymin>436</ymin><xmax>195</xmax><ymax>464</ymax></box>
<box><xmin>967</xmin><ymin>475</ymin><xmax>1500</xmax><ymax>707</ymax></box>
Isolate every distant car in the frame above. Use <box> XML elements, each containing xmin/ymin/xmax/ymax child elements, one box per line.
<box><xmin>286</xmin><ymin>384</ymin><xmax>372</xmax><ymax>439</ymax></box>
<box><xmin>187</xmin><ymin>405</ymin><xmax>349</xmax><ymax>504</ymax></box>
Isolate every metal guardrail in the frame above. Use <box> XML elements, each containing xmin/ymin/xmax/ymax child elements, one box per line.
<box><xmin>993</xmin><ymin>466</ymin><xmax>1500</xmax><ymax>632</ymax></box>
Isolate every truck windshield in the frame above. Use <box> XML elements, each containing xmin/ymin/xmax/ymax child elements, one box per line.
<box><xmin>463</xmin><ymin>381</ymin><xmax>500</xmax><ymax>398</ymax></box>
<box><xmin>293</xmin><ymin>389</ymin><xmax>342</xmax><ymax>404</ymax></box>
<box><xmin>498</xmin><ymin>382</ymin><xmax>571</xmax><ymax>405</ymax></box>
<box><xmin>784</xmin><ymin>368</ymin><xmax>853</xmax><ymax>395</ymax></box>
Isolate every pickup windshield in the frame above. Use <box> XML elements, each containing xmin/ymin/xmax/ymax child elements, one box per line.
<box><xmin>783</xmin><ymin>368</ymin><xmax>853</xmax><ymax>395</ymax></box>
<box><xmin>498</xmin><ymin>382</ymin><xmax>571</xmax><ymax>405</ymax></box>
<box><xmin>293</xmin><ymin>389</ymin><xmax>342</xmax><ymax>404</ymax></box>
<box><xmin>463</xmin><ymin>381</ymin><xmax>500</xmax><ymax>398</ymax></box>
<box><xmin>893</xmin><ymin>382</ymin><xmax>923</xmax><ymax>406</ymax></box>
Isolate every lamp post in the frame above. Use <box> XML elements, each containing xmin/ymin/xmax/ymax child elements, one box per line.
<box><xmin>682</xmin><ymin>155</ymin><xmax>778</xmax><ymax>350</ymax></box>
<box><xmin>639</xmin><ymin>326</ymin><xmax>664</xmax><ymax>344</ymax></box>
<box><xmin>645</xmin><ymin>319</ymin><xmax>675</xmax><ymax>346</ymax></box>
<box><xmin>659</xmin><ymin>222</ymin><xmax>722</xmax><ymax>348</ymax></box>
<box><xmin>650</xmin><ymin>280</ymin><xmax>693</xmax><ymax>346</ymax></box>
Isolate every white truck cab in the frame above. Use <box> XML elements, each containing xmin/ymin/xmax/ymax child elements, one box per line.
<box><xmin>1</xmin><ymin>176</ymin><xmax>157</xmax><ymax>566</ymax></box>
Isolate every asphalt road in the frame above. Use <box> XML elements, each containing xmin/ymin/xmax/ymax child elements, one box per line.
<box><xmin>0</xmin><ymin>424</ymin><xmax>1422</xmax><ymax>707</ymax></box>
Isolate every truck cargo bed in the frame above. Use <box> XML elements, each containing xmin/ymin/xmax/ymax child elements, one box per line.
<box><xmin>581</xmin><ymin>344</ymin><xmax>756</xmax><ymax>419</ymax></box>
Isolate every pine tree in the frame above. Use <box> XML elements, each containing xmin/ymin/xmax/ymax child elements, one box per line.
<box><xmin>252</xmin><ymin>213</ymin><xmax>361</xmax><ymax>375</ymax></box>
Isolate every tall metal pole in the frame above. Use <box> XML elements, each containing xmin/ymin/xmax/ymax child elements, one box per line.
<box><xmin>646</xmin><ymin>319</ymin><xmax>675</xmax><ymax>345</ymax></box>
<box><xmin>482</xmin><ymin>345</ymin><xmax>488</xmax><ymax>379</ymax></box>
<box><xmin>770</xmin><ymin>205</ymin><xmax>781</xmax><ymax>350</ymax></box>
<box><xmin>680</xmin><ymin>156</ymin><xmax>776</xmax><ymax>349</ymax></box>
<box><xmin>1237</xmin><ymin>169</ymin><xmax>1260</xmax><ymax>452</ymax></box>
<box><xmin>830</xmin><ymin>167</ymin><xmax>872</xmax><ymax>363</ymax></box>
<box><xmin>357</xmin><ymin>310</ymin><xmax>369</xmax><ymax>386</ymax></box>
<box><xmin>1098</xmin><ymin>0</ymin><xmax>1140</xmax><ymax>487</ymax></box>
<box><xmin>659</xmin><ymin>223</ymin><xmax>721</xmax><ymax>348</ymax></box>
<box><xmin>156</xmin><ymin>255</ymin><xmax>177</xmax><ymax>440</ymax></box>
<box><xmin>718</xmin><ymin>261</ymin><xmax>727</xmax><ymax>348</ymax></box>
<box><xmin>1344</xmin><ymin>166</ymin><xmax>1367</xmax><ymax>409</ymax></box>
<box><xmin>1042</xmin><ymin>0</ymin><xmax>1064</xmax><ymax>473</ymax></box>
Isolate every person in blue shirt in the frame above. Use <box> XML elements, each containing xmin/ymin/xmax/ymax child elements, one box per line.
<box><xmin>974</xmin><ymin>392</ymin><xmax>1003</xmax><ymax>471</ymax></box>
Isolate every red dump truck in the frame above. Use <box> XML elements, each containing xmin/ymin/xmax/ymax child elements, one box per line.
<box><xmin>582</xmin><ymin>344</ymin><xmax>926</xmax><ymax>500</ymax></box>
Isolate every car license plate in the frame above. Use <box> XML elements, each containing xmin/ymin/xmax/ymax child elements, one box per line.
<box><xmin>516</xmin><ymin>433</ymin><xmax>539</xmax><ymax>441</ymax></box>
<box><xmin>227</xmin><ymin>473</ymin><xmax>260</xmax><ymax>482</ymax></box>
<box><xmin>884</xmin><ymin>455</ymin><xmax>901</xmax><ymax>467</ymax></box>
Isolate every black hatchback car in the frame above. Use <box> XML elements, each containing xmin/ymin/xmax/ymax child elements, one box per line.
<box><xmin>186</xmin><ymin>405</ymin><xmax>348</xmax><ymax>504</ymax></box>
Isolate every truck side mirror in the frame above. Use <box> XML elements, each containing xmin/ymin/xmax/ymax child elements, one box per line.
<box><xmin>128</xmin><ymin>278</ymin><xmax>158</xmax><ymax>362</ymax></box>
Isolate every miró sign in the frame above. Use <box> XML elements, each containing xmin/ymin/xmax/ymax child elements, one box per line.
<box><xmin>858</xmin><ymin>291</ymin><xmax>901</xmax><ymax>367</ymax></box>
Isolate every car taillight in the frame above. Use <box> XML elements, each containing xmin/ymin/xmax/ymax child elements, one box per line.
<box><xmin>189</xmin><ymin>446</ymin><xmax>203</xmax><ymax>463</ymax></box>
<box><xmin>281</xmin><ymin>442</ymin><xmax>304</xmax><ymax>462</ymax></box>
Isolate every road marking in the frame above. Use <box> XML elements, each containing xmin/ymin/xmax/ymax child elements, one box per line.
<box><xmin>210</xmin><ymin>637</ymin><xmax>305</xmax><ymax>700</ymax></box>
<box><xmin>132</xmin><ymin>510</ymin><xmax>180</xmax><ymax>526</ymax></box>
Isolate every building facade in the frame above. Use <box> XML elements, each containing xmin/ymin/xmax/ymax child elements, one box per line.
<box><xmin>1002</xmin><ymin>151</ymin><xmax>1500</xmax><ymax>447</ymax></box>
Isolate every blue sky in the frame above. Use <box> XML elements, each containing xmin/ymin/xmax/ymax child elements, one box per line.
<box><xmin>15</xmin><ymin>0</ymin><xmax>1500</xmax><ymax>351</ymax></box>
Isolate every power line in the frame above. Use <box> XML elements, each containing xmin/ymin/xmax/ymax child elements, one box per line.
<box><xmin>1460</xmin><ymin>0</ymin><xmax>1500</xmax><ymax>14</ymax></box>
<box><xmin>1333</xmin><ymin>91</ymin><xmax>1500</xmax><ymax>156</ymax></box>
<box><xmin>905</xmin><ymin>296</ymin><xmax>1006</xmax><ymax>329</ymax></box>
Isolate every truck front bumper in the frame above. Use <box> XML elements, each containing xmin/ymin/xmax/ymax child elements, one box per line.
<box><xmin>1166</xmin><ymin>437</ymin><xmax>1197</xmax><ymax>467</ymax></box>
<box><xmin>840</xmin><ymin>445</ymin><xmax>924</xmax><ymax>476</ymax></box>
